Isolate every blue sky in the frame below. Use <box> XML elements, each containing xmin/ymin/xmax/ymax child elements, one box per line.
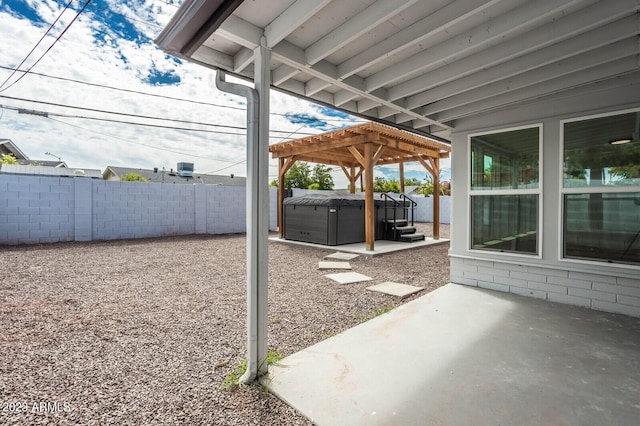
<box><xmin>0</xmin><ymin>0</ymin><xmax>449</xmax><ymax>186</ymax></box>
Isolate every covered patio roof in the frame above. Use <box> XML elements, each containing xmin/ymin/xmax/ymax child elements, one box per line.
<box><xmin>270</xmin><ymin>122</ymin><xmax>451</xmax><ymax>249</ymax></box>
<box><xmin>155</xmin><ymin>0</ymin><xmax>639</xmax><ymax>140</ymax></box>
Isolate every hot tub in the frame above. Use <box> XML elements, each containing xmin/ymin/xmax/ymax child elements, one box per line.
<box><xmin>282</xmin><ymin>193</ymin><xmax>405</xmax><ymax>245</ymax></box>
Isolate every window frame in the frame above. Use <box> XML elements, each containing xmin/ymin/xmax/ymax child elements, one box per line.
<box><xmin>467</xmin><ymin>124</ymin><xmax>543</xmax><ymax>258</ymax></box>
<box><xmin>559</xmin><ymin>108</ymin><xmax>640</xmax><ymax>269</ymax></box>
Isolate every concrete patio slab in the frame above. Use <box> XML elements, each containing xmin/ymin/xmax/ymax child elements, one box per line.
<box><xmin>318</xmin><ymin>261</ymin><xmax>352</xmax><ymax>270</ymax></box>
<box><xmin>324</xmin><ymin>272</ymin><xmax>372</xmax><ymax>284</ymax></box>
<box><xmin>269</xmin><ymin>236</ymin><xmax>448</xmax><ymax>256</ymax></box>
<box><xmin>324</xmin><ymin>252</ymin><xmax>360</xmax><ymax>261</ymax></box>
<box><xmin>366</xmin><ymin>282</ymin><xmax>423</xmax><ymax>298</ymax></box>
<box><xmin>264</xmin><ymin>284</ymin><xmax>640</xmax><ymax>426</ymax></box>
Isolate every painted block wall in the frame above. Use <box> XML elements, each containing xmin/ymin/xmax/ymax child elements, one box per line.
<box><xmin>92</xmin><ymin>180</ymin><xmax>196</xmax><ymax>240</ymax></box>
<box><xmin>0</xmin><ymin>175</ymin><xmax>278</xmax><ymax>244</ymax></box>
<box><xmin>0</xmin><ymin>175</ymin><xmax>75</xmax><ymax>244</ymax></box>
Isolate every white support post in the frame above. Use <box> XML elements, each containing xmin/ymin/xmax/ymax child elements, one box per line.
<box><xmin>214</xmin><ymin>39</ymin><xmax>270</xmax><ymax>383</ymax></box>
<box><xmin>253</xmin><ymin>37</ymin><xmax>271</xmax><ymax>379</ymax></box>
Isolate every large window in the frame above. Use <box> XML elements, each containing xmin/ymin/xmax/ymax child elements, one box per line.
<box><xmin>562</xmin><ymin>111</ymin><xmax>640</xmax><ymax>266</ymax></box>
<box><xmin>469</xmin><ymin>126</ymin><xmax>541</xmax><ymax>255</ymax></box>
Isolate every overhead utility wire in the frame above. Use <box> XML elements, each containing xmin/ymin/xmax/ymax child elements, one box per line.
<box><xmin>0</xmin><ymin>66</ymin><xmax>366</xmax><ymax>123</ymax></box>
<box><xmin>0</xmin><ymin>0</ymin><xmax>74</xmax><ymax>91</ymax></box>
<box><xmin>0</xmin><ymin>95</ymin><xmax>317</xmax><ymax>136</ymax></box>
<box><xmin>8</xmin><ymin>104</ymin><xmax>302</xmax><ymax>137</ymax></box>
<box><xmin>48</xmin><ymin>117</ymin><xmax>242</xmax><ymax>163</ymax></box>
<box><xmin>0</xmin><ymin>0</ymin><xmax>92</xmax><ymax>94</ymax></box>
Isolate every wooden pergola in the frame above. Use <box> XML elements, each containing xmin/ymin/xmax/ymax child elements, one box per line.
<box><xmin>270</xmin><ymin>122</ymin><xmax>451</xmax><ymax>251</ymax></box>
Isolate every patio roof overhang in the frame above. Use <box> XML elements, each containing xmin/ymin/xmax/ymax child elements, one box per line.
<box><xmin>269</xmin><ymin>122</ymin><xmax>451</xmax><ymax>248</ymax></box>
<box><xmin>156</xmin><ymin>0</ymin><xmax>640</xmax><ymax>141</ymax></box>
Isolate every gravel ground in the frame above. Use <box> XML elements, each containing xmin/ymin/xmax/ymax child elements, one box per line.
<box><xmin>0</xmin><ymin>223</ymin><xmax>450</xmax><ymax>425</ymax></box>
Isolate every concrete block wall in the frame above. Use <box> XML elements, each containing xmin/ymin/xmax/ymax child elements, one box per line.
<box><xmin>92</xmin><ymin>180</ymin><xmax>196</xmax><ymax>240</ymax></box>
<box><xmin>411</xmin><ymin>195</ymin><xmax>451</xmax><ymax>224</ymax></box>
<box><xmin>451</xmin><ymin>257</ymin><xmax>640</xmax><ymax>318</ymax></box>
<box><xmin>0</xmin><ymin>175</ymin><xmax>75</xmax><ymax>244</ymax></box>
<box><xmin>206</xmin><ymin>185</ymin><xmax>246</xmax><ymax>234</ymax></box>
<box><xmin>0</xmin><ymin>174</ymin><xmax>278</xmax><ymax>244</ymax></box>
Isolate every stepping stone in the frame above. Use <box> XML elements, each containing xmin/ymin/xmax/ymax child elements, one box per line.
<box><xmin>366</xmin><ymin>282</ymin><xmax>423</xmax><ymax>298</ymax></box>
<box><xmin>324</xmin><ymin>252</ymin><xmax>359</xmax><ymax>261</ymax></box>
<box><xmin>319</xmin><ymin>261</ymin><xmax>352</xmax><ymax>270</ymax></box>
<box><xmin>325</xmin><ymin>272</ymin><xmax>373</xmax><ymax>284</ymax></box>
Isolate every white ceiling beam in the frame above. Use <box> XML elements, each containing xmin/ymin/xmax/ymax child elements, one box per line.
<box><xmin>271</xmin><ymin>41</ymin><xmax>452</xmax><ymax>129</ymax></box>
<box><xmin>278</xmin><ymin>79</ymin><xmax>306</xmax><ymax>97</ymax></box>
<box><xmin>273</xmin><ymin>64</ymin><xmax>300</xmax><ymax>85</ymax></box>
<box><xmin>393</xmin><ymin>0</ymin><xmax>638</xmax><ymax>103</ymax></box>
<box><xmin>357</xmin><ymin>99</ymin><xmax>380</xmax><ymax>114</ymax></box>
<box><xmin>340</xmin><ymin>101</ymin><xmax>358</xmax><ymax>114</ymax></box>
<box><xmin>305</xmin><ymin>0</ymin><xmax>419</xmax><ymax>66</ymax></box>
<box><xmin>217</xmin><ymin>15</ymin><xmax>262</xmax><ymax>50</ymax></box>
<box><xmin>451</xmin><ymin>71</ymin><xmax>640</xmax><ymax>132</ymax></box>
<box><xmin>378</xmin><ymin>105</ymin><xmax>401</xmax><ymax>119</ymax></box>
<box><xmin>365</xmin><ymin>0</ymin><xmax>594</xmax><ymax>92</ymax></box>
<box><xmin>312</xmin><ymin>91</ymin><xmax>334</xmax><ymax>106</ymax></box>
<box><xmin>305</xmin><ymin>78</ymin><xmax>332</xmax><ymax>96</ymax></box>
<box><xmin>191</xmin><ymin>46</ymin><xmax>234</xmax><ymax>71</ymax></box>
<box><xmin>265</xmin><ymin>0</ymin><xmax>333</xmax><ymax>48</ymax></box>
<box><xmin>406</xmin><ymin>16</ymin><xmax>639</xmax><ymax>109</ymax></box>
<box><xmin>394</xmin><ymin>113</ymin><xmax>414</xmax><ymax>124</ymax></box>
<box><xmin>423</xmin><ymin>38</ymin><xmax>638</xmax><ymax>116</ymax></box>
<box><xmin>332</xmin><ymin>75</ymin><xmax>366</xmax><ymax>106</ymax></box>
<box><xmin>434</xmin><ymin>57</ymin><xmax>639</xmax><ymax>122</ymax></box>
<box><xmin>233</xmin><ymin>47</ymin><xmax>254</xmax><ymax>73</ymax></box>
<box><xmin>334</xmin><ymin>90</ymin><xmax>359</xmax><ymax>107</ymax></box>
<box><xmin>337</xmin><ymin>0</ymin><xmax>501</xmax><ymax>79</ymax></box>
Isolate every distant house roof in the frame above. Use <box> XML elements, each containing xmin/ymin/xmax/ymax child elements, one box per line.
<box><xmin>103</xmin><ymin>166</ymin><xmax>246</xmax><ymax>186</ymax></box>
<box><xmin>0</xmin><ymin>164</ymin><xmax>102</xmax><ymax>178</ymax></box>
<box><xmin>0</xmin><ymin>139</ymin><xmax>28</xmax><ymax>160</ymax></box>
<box><xmin>16</xmin><ymin>159</ymin><xmax>68</xmax><ymax>168</ymax></box>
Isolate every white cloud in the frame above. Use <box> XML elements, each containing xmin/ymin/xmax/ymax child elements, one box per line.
<box><xmin>0</xmin><ymin>1</ymin><xmax>444</xmax><ymax>188</ymax></box>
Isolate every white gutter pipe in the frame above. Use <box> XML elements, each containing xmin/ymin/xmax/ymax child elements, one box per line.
<box><xmin>215</xmin><ymin>70</ymin><xmax>262</xmax><ymax>383</ymax></box>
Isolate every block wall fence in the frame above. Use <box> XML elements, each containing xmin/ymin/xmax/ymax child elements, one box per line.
<box><xmin>0</xmin><ymin>174</ymin><xmax>449</xmax><ymax>245</ymax></box>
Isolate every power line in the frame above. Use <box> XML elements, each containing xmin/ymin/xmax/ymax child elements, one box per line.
<box><xmin>0</xmin><ymin>65</ymin><xmax>367</xmax><ymax>123</ymax></box>
<box><xmin>0</xmin><ymin>0</ymin><xmax>74</xmax><ymax>91</ymax></box>
<box><xmin>0</xmin><ymin>95</ymin><xmax>318</xmax><ymax>136</ymax></box>
<box><xmin>0</xmin><ymin>94</ymin><xmax>316</xmax><ymax>134</ymax></box>
<box><xmin>48</xmin><ymin>116</ymin><xmax>243</xmax><ymax>163</ymax></box>
<box><xmin>1</xmin><ymin>0</ymin><xmax>92</xmax><ymax>93</ymax></box>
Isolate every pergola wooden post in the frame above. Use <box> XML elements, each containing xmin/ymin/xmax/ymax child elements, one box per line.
<box><xmin>277</xmin><ymin>156</ymin><xmax>297</xmax><ymax>238</ymax></box>
<box><xmin>417</xmin><ymin>156</ymin><xmax>441</xmax><ymax>240</ymax></box>
<box><xmin>399</xmin><ymin>162</ymin><xmax>405</xmax><ymax>193</ymax></box>
<box><xmin>433</xmin><ymin>157</ymin><xmax>440</xmax><ymax>240</ymax></box>
<box><xmin>269</xmin><ymin>122</ymin><xmax>450</xmax><ymax>249</ymax></box>
<box><xmin>364</xmin><ymin>143</ymin><xmax>375</xmax><ymax>250</ymax></box>
<box><xmin>340</xmin><ymin>163</ymin><xmax>361</xmax><ymax>194</ymax></box>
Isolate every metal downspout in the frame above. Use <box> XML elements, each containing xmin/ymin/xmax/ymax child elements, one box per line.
<box><xmin>215</xmin><ymin>70</ymin><xmax>260</xmax><ymax>383</ymax></box>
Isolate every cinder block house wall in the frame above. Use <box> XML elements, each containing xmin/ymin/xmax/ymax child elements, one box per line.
<box><xmin>449</xmin><ymin>84</ymin><xmax>640</xmax><ymax>317</ymax></box>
